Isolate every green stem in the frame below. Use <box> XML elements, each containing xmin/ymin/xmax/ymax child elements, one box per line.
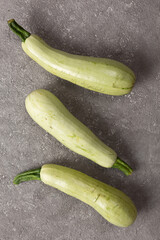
<box><xmin>8</xmin><ymin>19</ymin><xmax>31</xmax><ymax>42</ymax></box>
<box><xmin>13</xmin><ymin>168</ymin><xmax>41</xmax><ymax>184</ymax></box>
<box><xmin>112</xmin><ymin>158</ymin><xmax>133</xmax><ymax>176</ymax></box>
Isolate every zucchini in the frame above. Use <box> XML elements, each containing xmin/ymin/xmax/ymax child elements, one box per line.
<box><xmin>25</xmin><ymin>89</ymin><xmax>132</xmax><ymax>175</ymax></box>
<box><xmin>8</xmin><ymin>19</ymin><xmax>135</xmax><ymax>96</ymax></box>
<box><xmin>13</xmin><ymin>164</ymin><xmax>137</xmax><ymax>227</ymax></box>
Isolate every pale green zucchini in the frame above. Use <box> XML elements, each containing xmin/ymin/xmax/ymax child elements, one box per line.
<box><xmin>13</xmin><ymin>164</ymin><xmax>137</xmax><ymax>227</ymax></box>
<box><xmin>25</xmin><ymin>89</ymin><xmax>132</xmax><ymax>175</ymax></box>
<box><xmin>8</xmin><ymin>19</ymin><xmax>135</xmax><ymax>96</ymax></box>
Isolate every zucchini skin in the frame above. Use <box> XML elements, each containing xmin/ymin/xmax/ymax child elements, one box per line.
<box><xmin>40</xmin><ymin>164</ymin><xmax>137</xmax><ymax>227</ymax></box>
<box><xmin>22</xmin><ymin>35</ymin><xmax>135</xmax><ymax>96</ymax></box>
<box><xmin>25</xmin><ymin>89</ymin><xmax>117</xmax><ymax>168</ymax></box>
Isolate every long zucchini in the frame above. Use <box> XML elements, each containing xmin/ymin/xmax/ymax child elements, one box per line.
<box><xmin>8</xmin><ymin>19</ymin><xmax>135</xmax><ymax>96</ymax></box>
<box><xmin>13</xmin><ymin>164</ymin><xmax>137</xmax><ymax>227</ymax></box>
<box><xmin>25</xmin><ymin>89</ymin><xmax>132</xmax><ymax>175</ymax></box>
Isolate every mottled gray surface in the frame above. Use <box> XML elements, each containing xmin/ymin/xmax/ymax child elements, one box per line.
<box><xmin>1</xmin><ymin>0</ymin><xmax>160</xmax><ymax>239</ymax></box>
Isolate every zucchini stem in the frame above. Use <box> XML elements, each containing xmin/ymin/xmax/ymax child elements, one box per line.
<box><xmin>8</xmin><ymin>19</ymin><xmax>31</xmax><ymax>42</ymax></box>
<box><xmin>112</xmin><ymin>158</ymin><xmax>133</xmax><ymax>176</ymax></box>
<box><xmin>13</xmin><ymin>168</ymin><xmax>41</xmax><ymax>184</ymax></box>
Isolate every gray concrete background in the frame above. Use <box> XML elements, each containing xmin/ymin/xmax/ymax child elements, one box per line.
<box><xmin>1</xmin><ymin>0</ymin><xmax>160</xmax><ymax>239</ymax></box>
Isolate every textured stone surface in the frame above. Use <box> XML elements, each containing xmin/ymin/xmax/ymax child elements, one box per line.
<box><xmin>1</xmin><ymin>0</ymin><xmax>160</xmax><ymax>239</ymax></box>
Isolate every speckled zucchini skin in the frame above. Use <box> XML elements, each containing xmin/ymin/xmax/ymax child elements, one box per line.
<box><xmin>41</xmin><ymin>164</ymin><xmax>137</xmax><ymax>227</ymax></box>
<box><xmin>25</xmin><ymin>89</ymin><xmax>117</xmax><ymax>168</ymax></box>
<box><xmin>22</xmin><ymin>35</ymin><xmax>135</xmax><ymax>95</ymax></box>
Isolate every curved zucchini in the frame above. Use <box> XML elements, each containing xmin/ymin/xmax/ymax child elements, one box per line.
<box><xmin>25</xmin><ymin>89</ymin><xmax>132</xmax><ymax>175</ymax></box>
<box><xmin>8</xmin><ymin>19</ymin><xmax>135</xmax><ymax>96</ymax></box>
<box><xmin>13</xmin><ymin>164</ymin><xmax>137</xmax><ymax>227</ymax></box>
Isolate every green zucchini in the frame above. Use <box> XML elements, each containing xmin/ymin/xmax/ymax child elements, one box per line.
<box><xmin>8</xmin><ymin>19</ymin><xmax>135</xmax><ymax>96</ymax></box>
<box><xmin>25</xmin><ymin>89</ymin><xmax>132</xmax><ymax>175</ymax></box>
<box><xmin>13</xmin><ymin>164</ymin><xmax>137</xmax><ymax>227</ymax></box>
